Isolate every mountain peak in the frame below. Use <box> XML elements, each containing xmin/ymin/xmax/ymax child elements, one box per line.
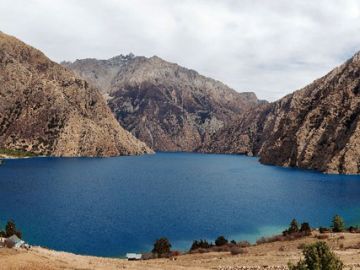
<box><xmin>0</xmin><ymin>31</ymin><xmax>152</xmax><ymax>157</ymax></box>
<box><xmin>64</xmin><ymin>54</ymin><xmax>260</xmax><ymax>151</ymax></box>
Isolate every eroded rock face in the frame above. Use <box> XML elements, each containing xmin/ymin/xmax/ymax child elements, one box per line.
<box><xmin>64</xmin><ymin>55</ymin><xmax>261</xmax><ymax>151</ymax></box>
<box><xmin>0</xmin><ymin>32</ymin><xmax>152</xmax><ymax>156</ymax></box>
<box><xmin>203</xmin><ymin>52</ymin><xmax>360</xmax><ymax>174</ymax></box>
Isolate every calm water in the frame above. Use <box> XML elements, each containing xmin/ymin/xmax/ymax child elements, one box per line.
<box><xmin>0</xmin><ymin>153</ymin><xmax>360</xmax><ymax>257</ymax></box>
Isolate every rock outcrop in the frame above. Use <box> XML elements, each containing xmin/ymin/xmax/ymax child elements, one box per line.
<box><xmin>63</xmin><ymin>55</ymin><xmax>261</xmax><ymax>151</ymax></box>
<box><xmin>0</xmin><ymin>32</ymin><xmax>152</xmax><ymax>157</ymax></box>
<box><xmin>202</xmin><ymin>51</ymin><xmax>360</xmax><ymax>174</ymax></box>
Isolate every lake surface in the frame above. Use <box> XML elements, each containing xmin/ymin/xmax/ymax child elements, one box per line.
<box><xmin>0</xmin><ymin>153</ymin><xmax>360</xmax><ymax>257</ymax></box>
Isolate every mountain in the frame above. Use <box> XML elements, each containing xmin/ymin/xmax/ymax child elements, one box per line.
<box><xmin>63</xmin><ymin>55</ymin><xmax>261</xmax><ymax>151</ymax></box>
<box><xmin>202</xmin><ymin>51</ymin><xmax>360</xmax><ymax>174</ymax></box>
<box><xmin>0</xmin><ymin>32</ymin><xmax>152</xmax><ymax>157</ymax></box>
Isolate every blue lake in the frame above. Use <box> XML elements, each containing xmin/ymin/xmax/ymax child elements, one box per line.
<box><xmin>0</xmin><ymin>152</ymin><xmax>360</xmax><ymax>257</ymax></box>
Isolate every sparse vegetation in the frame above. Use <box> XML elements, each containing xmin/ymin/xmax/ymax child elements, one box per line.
<box><xmin>288</xmin><ymin>242</ymin><xmax>343</xmax><ymax>270</ymax></box>
<box><xmin>237</xmin><ymin>240</ymin><xmax>251</xmax><ymax>248</ymax></box>
<box><xmin>215</xmin><ymin>236</ymin><xmax>228</xmax><ymax>246</ymax></box>
<box><xmin>0</xmin><ymin>148</ymin><xmax>37</xmax><ymax>158</ymax></box>
<box><xmin>189</xmin><ymin>237</ymin><xmax>251</xmax><ymax>254</ymax></box>
<box><xmin>152</xmin><ymin>237</ymin><xmax>171</xmax><ymax>257</ymax></box>
<box><xmin>190</xmin><ymin>239</ymin><xmax>211</xmax><ymax>251</ymax></box>
<box><xmin>283</xmin><ymin>219</ymin><xmax>311</xmax><ymax>237</ymax></box>
<box><xmin>348</xmin><ymin>226</ymin><xmax>360</xmax><ymax>233</ymax></box>
<box><xmin>300</xmin><ymin>222</ymin><xmax>311</xmax><ymax>236</ymax></box>
<box><xmin>319</xmin><ymin>227</ymin><xmax>330</xmax><ymax>234</ymax></box>
<box><xmin>332</xmin><ymin>215</ymin><xmax>345</xmax><ymax>232</ymax></box>
<box><xmin>1</xmin><ymin>219</ymin><xmax>22</xmax><ymax>239</ymax></box>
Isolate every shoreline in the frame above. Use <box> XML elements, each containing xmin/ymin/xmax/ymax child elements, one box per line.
<box><xmin>2</xmin><ymin>231</ymin><xmax>360</xmax><ymax>269</ymax></box>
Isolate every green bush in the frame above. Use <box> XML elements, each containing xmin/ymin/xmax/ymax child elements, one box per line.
<box><xmin>215</xmin><ymin>236</ymin><xmax>228</xmax><ymax>246</ymax></box>
<box><xmin>331</xmin><ymin>215</ymin><xmax>345</xmax><ymax>232</ymax></box>
<box><xmin>288</xmin><ymin>242</ymin><xmax>343</xmax><ymax>270</ymax></box>
<box><xmin>152</xmin><ymin>237</ymin><xmax>171</xmax><ymax>256</ymax></box>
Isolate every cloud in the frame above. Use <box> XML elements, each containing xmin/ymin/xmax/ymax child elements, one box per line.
<box><xmin>1</xmin><ymin>0</ymin><xmax>359</xmax><ymax>101</ymax></box>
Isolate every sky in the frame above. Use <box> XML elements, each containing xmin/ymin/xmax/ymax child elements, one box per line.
<box><xmin>1</xmin><ymin>0</ymin><xmax>360</xmax><ymax>101</ymax></box>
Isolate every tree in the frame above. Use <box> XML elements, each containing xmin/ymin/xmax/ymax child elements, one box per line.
<box><xmin>152</xmin><ymin>237</ymin><xmax>171</xmax><ymax>255</ymax></box>
<box><xmin>288</xmin><ymin>242</ymin><xmax>343</xmax><ymax>270</ymax></box>
<box><xmin>300</xmin><ymin>222</ymin><xmax>311</xmax><ymax>236</ymax></box>
<box><xmin>331</xmin><ymin>215</ymin><xmax>345</xmax><ymax>232</ymax></box>
<box><xmin>215</xmin><ymin>236</ymin><xmax>228</xmax><ymax>246</ymax></box>
<box><xmin>289</xmin><ymin>219</ymin><xmax>300</xmax><ymax>233</ymax></box>
<box><xmin>5</xmin><ymin>220</ymin><xmax>22</xmax><ymax>239</ymax></box>
<box><xmin>283</xmin><ymin>219</ymin><xmax>300</xmax><ymax>235</ymax></box>
<box><xmin>190</xmin><ymin>239</ymin><xmax>210</xmax><ymax>251</ymax></box>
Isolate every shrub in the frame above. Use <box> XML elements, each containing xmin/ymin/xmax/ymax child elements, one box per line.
<box><xmin>152</xmin><ymin>237</ymin><xmax>171</xmax><ymax>256</ymax></box>
<box><xmin>211</xmin><ymin>245</ymin><xmax>229</xmax><ymax>252</ymax></box>
<box><xmin>237</xmin><ymin>240</ymin><xmax>251</xmax><ymax>248</ymax></box>
<box><xmin>190</xmin><ymin>239</ymin><xmax>211</xmax><ymax>251</ymax></box>
<box><xmin>288</xmin><ymin>242</ymin><xmax>343</xmax><ymax>270</ymax></box>
<box><xmin>256</xmin><ymin>235</ymin><xmax>284</xmax><ymax>245</ymax></box>
<box><xmin>170</xmin><ymin>250</ymin><xmax>181</xmax><ymax>257</ymax></box>
<box><xmin>197</xmin><ymin>248</ymin><xmax>209</xmax><ymax>254</ymax></box>
<box><xmin>5</xmin><ymin>220</ymin><xmax>22</xmax><ymax>239</ymax></box>
<box><xmin>332</xmin><ymin>215</ymin><xmax>345</xmax><ymax>232</ymax></box>
<box><xmin>230</xmin><ymin>240</ymin><xmax>236</xmax><ymax>245</ymax></box>
<box><xmin>348</xmin><ymin>226</ymin><xmax>359</xmax><ymax>233</ymax></box>
<box><xmin>230</xmin><ymin>246</ymin><xmax>248</xmax><ymax>255</ymax></box>
<box><xmin>215</xmin><ymin>236</ymin><xmax>228</xmax><ymax>246</ymax></box>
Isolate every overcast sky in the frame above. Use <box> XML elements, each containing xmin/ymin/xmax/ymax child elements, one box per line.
<box><xmin>1</xmin><ymin>0</ymin><xmax>360</xmax><ymax>101</ymax></box>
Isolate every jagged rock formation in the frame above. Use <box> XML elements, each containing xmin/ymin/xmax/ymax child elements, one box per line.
<box><xmin>202</xmin><ymin>51</ymin><xmax>360</xmax><ymax>174</ymax></box>
<box><xmin>0</xmin><ymin>32</ymin><xmax>152</xmax><ymax>157</ymax></box>
<box><xmin>63</xmin><ymin>55</ymin><xmax>261</xmax><ymax>151</ymax></box>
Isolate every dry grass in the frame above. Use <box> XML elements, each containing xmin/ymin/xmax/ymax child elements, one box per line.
<box><xmin>2</xmin><ymin>231</ymin><xmax>360</xmax><ymax>270</ymax></box>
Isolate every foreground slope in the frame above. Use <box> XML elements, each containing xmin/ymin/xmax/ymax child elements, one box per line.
<box><xmin>1</xmin><ymin>232</ymin><xmax>360</xmax><ymax>269</ymax></box>
<box><xmin>203</xmin><ymin>51</ymin><xmax>360</xmax><ymax>174</ymax></box>
<box><xmin>64</xmin><ymin>55</ymin><xmax>261</xmax><ymax>151</ymax></box>
<box><xmin>0</xmin><ymin>32</ymin><xmax>152</xmax><ymax>156</ymax></box>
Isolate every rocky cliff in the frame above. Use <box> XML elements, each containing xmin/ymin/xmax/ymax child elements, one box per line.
<box><xmin>63</xmin><ymin>55</ymin><xmax>261</xmax><ymax>151</ymax></box>
<box><xmin>203</xmin><ymin>51</ymin><xmax>360</xmax><ymax>174</ymax></box>
<box><xmin>0</xmin><ymin>32</ymin><xmax>152</xmax><ymax>157</ymax></box>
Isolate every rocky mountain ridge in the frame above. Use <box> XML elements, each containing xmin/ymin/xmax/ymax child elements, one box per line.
<box><xmin>0</xmin><ymin>32</ymin><xmax>152</xmax><ymax>157</ymax></box>
<box><xmin>202</xmin><ymin>51</ymin><xmax>360</xmax><ymax>174</ymax></box>
<box><xmin>64</xmin><ymin>55</ymin><xmax>261</xmax><ymax>151</ymax></box>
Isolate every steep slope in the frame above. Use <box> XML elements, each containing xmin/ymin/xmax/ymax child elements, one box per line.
<box><xmin>0</xmin><ymin>32</ymin><xmax>152</xmax><ymax>156</ymax></box>
<box><xmin>203</xmin><ymin>51</ymin><xmax>360</xmax><ymax>174</ymax></box>
<box><xmin>63</xmin><ymin>55</ymin><xmax>261</xmax><ymax>151</ymax></box>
